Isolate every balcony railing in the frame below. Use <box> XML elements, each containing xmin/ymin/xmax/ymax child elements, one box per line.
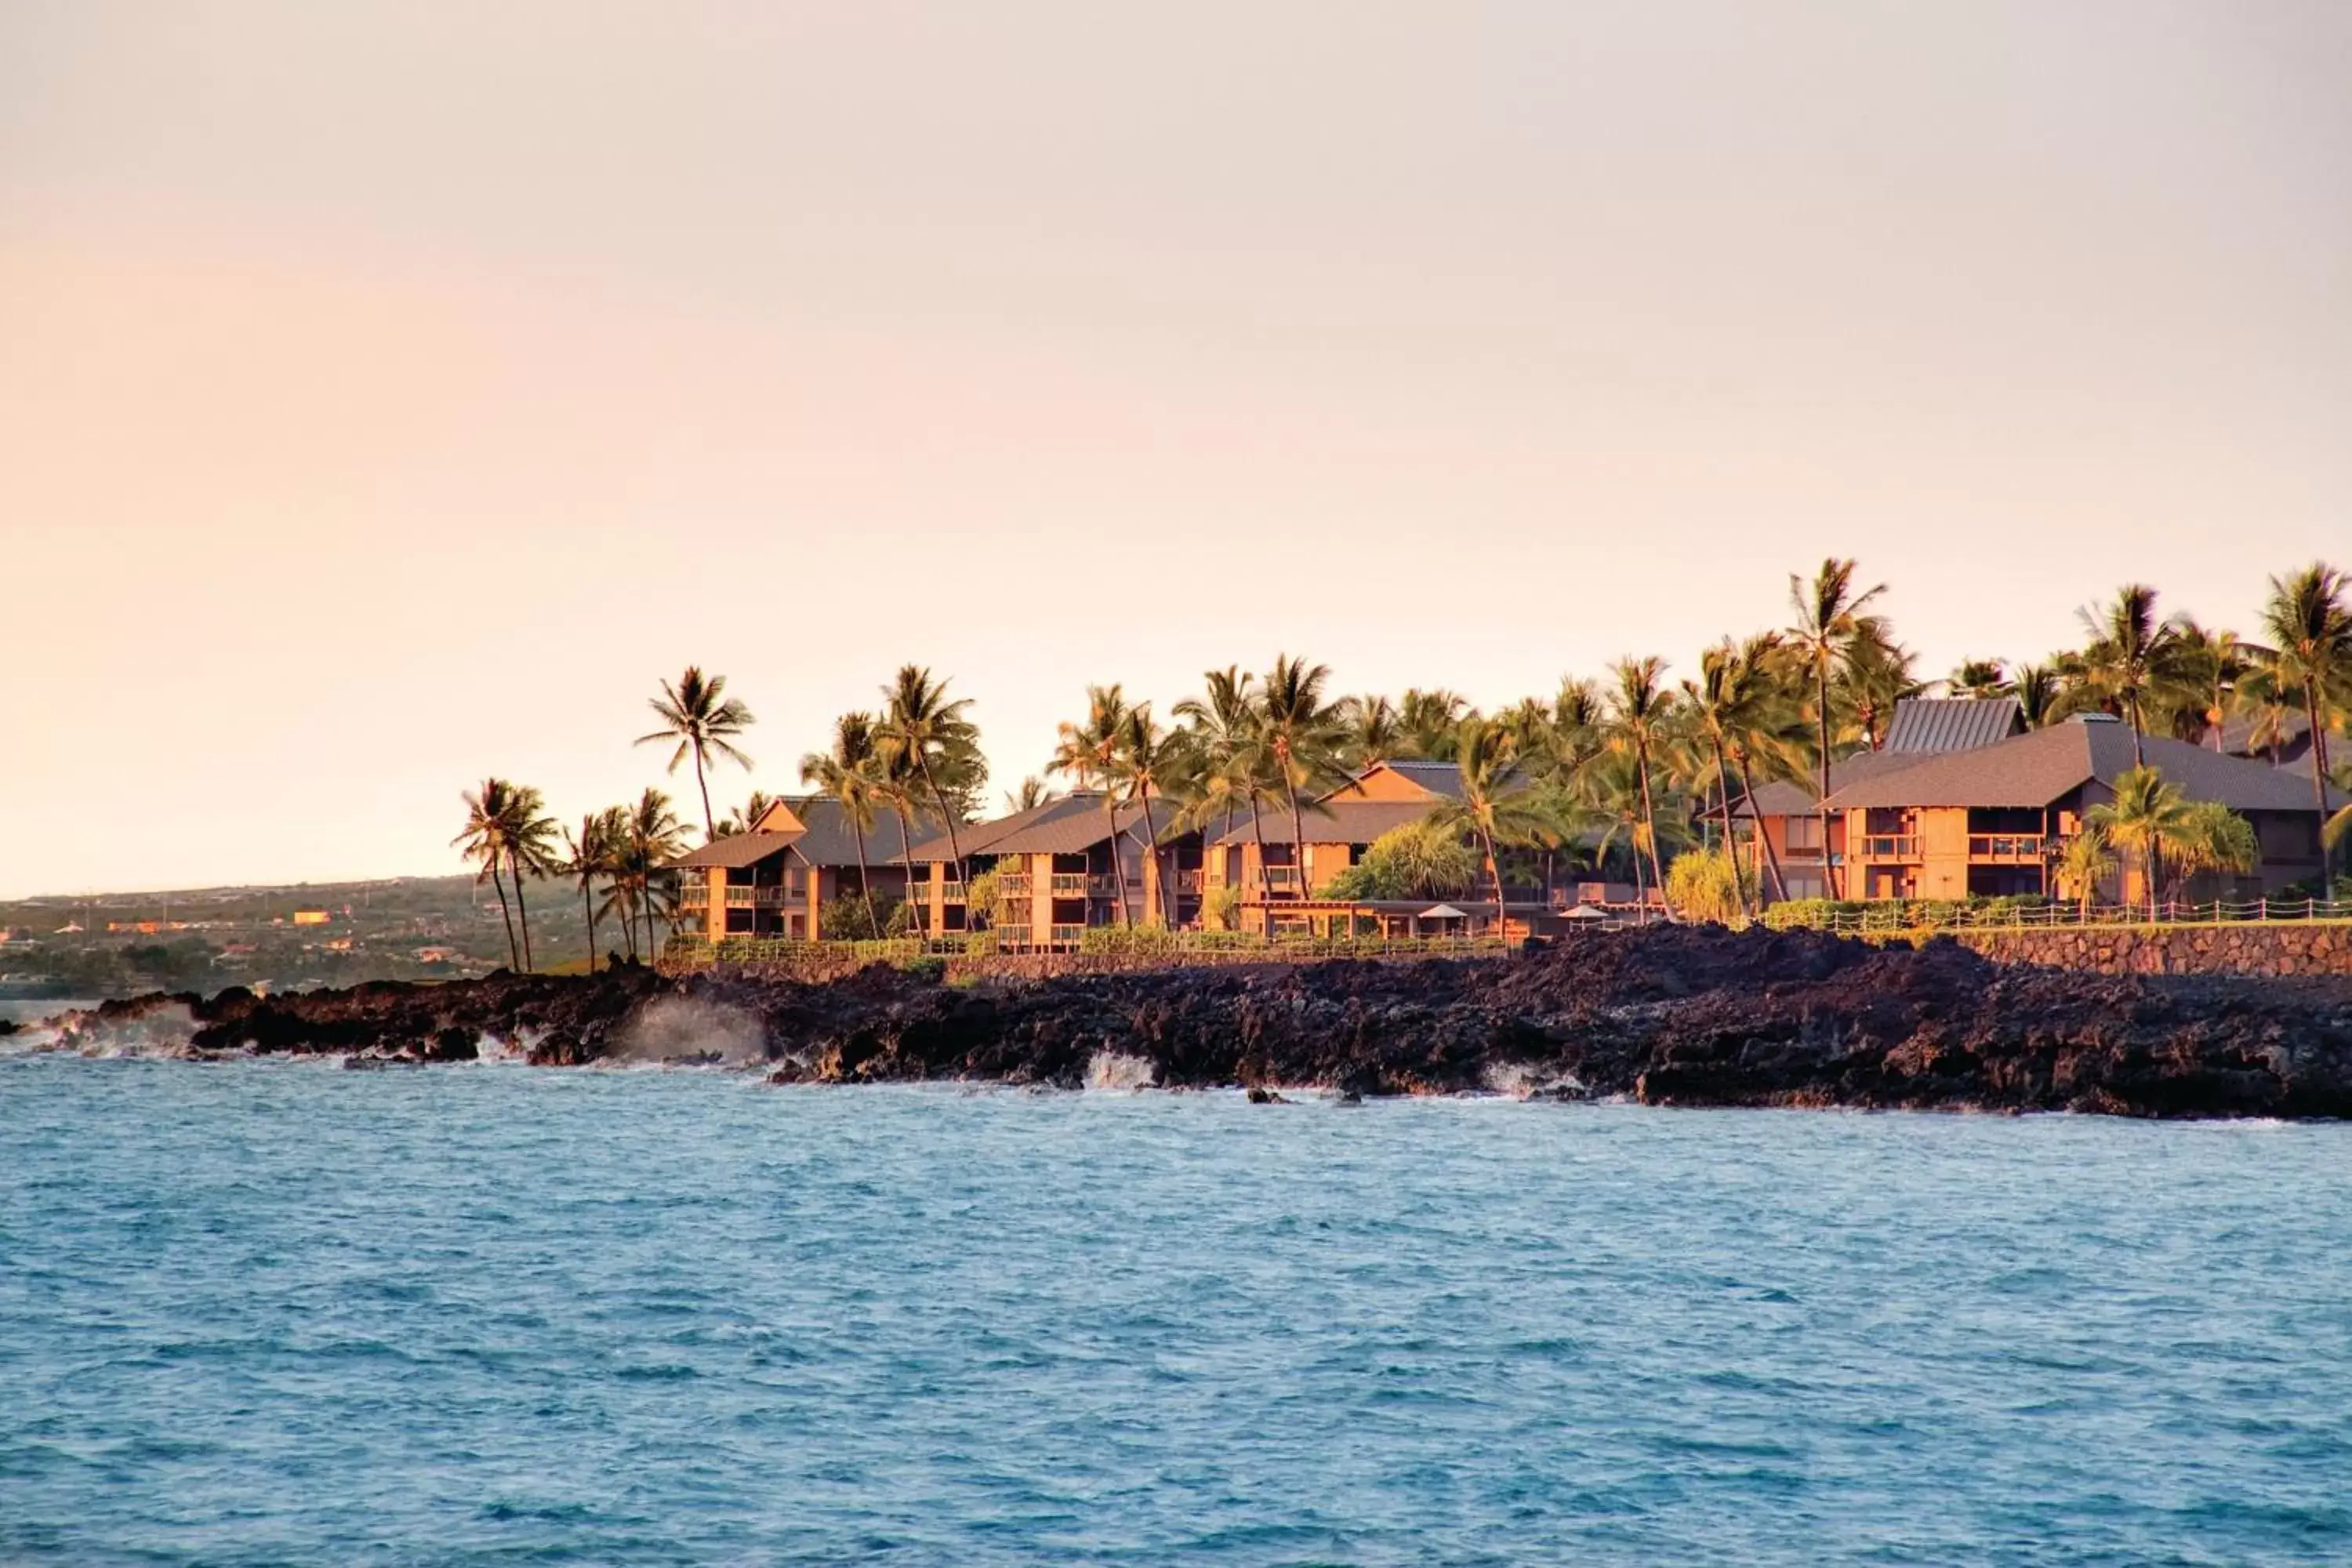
<box><xmin>997</xmin><ymin>874</ymin><xmax>1033</xmax><ymax>899</ymax></box>
<box><xmin>1048</xmin><ymin>873</ymin><xmax>1090</xmax><ymax>895</ymax></box>
<box><xmin>1860</xmin><ymin>835</ymin><xmax>1920</xmax><ymax>860</ymax></box>
<box><xmin>1969</xmin><ymin>834</ymin><xmax>2049</xmax><ymax>862</ymax></box>
<box><xmin>724</xmin><ymin>887</ymin><xmax>757</xmax><ymax>909</ymax></box>
<box><xmin>1047</xmin><ymin>924</ymin><xmax>1086</xmax><ymax>947</ymax></box>
<box><xmin>937</xmin><ymin>880</ymin><xmax>966</xmax><ymax>904</ymax></box>
<box><xmin>1261</xmin><ymin>866</ymin><xmax>1302</xmax><ymax>892</ymax></box>
<box><xmin>1173</xmin><ymin>869</ymin><xmax>1205</xmax><ymax>893</ymax></box>
<box><xmin>681</xmin><ymin>884</ymin><xmax>710</xmax><ymax>909</ymax></box>
<box><xmin>1087</xmin><ymin>874</ymin><xmax>1122</xmax><ymax>898</ymax></box>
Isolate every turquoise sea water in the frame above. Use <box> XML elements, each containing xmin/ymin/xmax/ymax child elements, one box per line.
<box><xmin>4</xmin><ymin>1057</ymin><xmax>2350</xmax><ymax>1565</ymax></box>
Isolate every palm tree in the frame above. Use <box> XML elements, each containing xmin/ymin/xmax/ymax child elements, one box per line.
<box><xmin>1396</xmin><ymin>688</ymin><xmax>1468</xmax><ymax>761</ymax></box>
<box><xmin>1681</xmin><ymin>636</ymin><xmax>1788</xmax><ymax>916</ymax></box>
<box><xmin>453</xmin><ymin>779</ymin><xmax>521</xmax><ymax>969</ymax></box>
<box><xmin>1003</xmin><ymin>776</ymin><xmax>1054</xmax><ymax>814</ymax></box>
<box><xmin>1335</xmin><ymin>694</ymin><xmax>1403</xmax><ymax>769</ymax></box>
<box><xmin>1583</xmin><ymin>750</ymin><xmax>1672</xmax><ymax>914</ymax></box>
<box><xmin>1946</xmin><ymin>659</ymin><xmax>2009</xmax><ymax>699</ymax></box>
<box><xmin>1427</xmin><ymin>717</ymin><xmax>1550</xmax><ymax>929</ymax></box>
<box><xmin>1788</xmin><ymin>559</ymin><xmax>1887</xmax><ymax>896</ymax></box>
<box><xmin>1174</xmin><ymin>665</ymin><xmax>1262</xmax><ymax>839</ymax></box>
<box><xmin>2258</xmin><ymin>564</ymin><xmax>2351</xmax><ymax>885</ymax></box>
<box><xmin>880</xmin><ymin>666</ymin><xmax>980</xmax><ymax>876</ymax></box>
<box><xmin>610</xmin><ymin>788</ymin><xmax>685</xmax><ymax>960</ymax></box>
<box><xmin>1255</xmin><ymin>655</ymin><xmax>1345</xmax><ymax>916</ymax></box>
<box><xmin>2053</xmin><ymin>824</ymin><xmax>2116</xmax><ymax>916</ymax></box>
<box><xmin>800</xmin><ymin>713</ymin><xmax>886</xmax><ymax>934</ymax></box>
<box><xmin>1602</xmin><ymin>655</ymin><xmax>1675</xmax><ymax>894</ymax></box>
<box><xmin>2077</xmin><ymin>585</ymin><xmax>2180</xmax><ymax>768</ymax></box>
<box><xmin>2158</xmin><ymin>621</ymin><xmax>2252</xmax><ymax>750</ymax></box>
<box><xmin>1112</xmin><ymin>705</ymin><xmax>1185</xmax><ymax>926</ymax></box>
<box><xmin>2087</xmin><ymin>765</ymin><xmax>2195</xmax><ymax>920</ymax></box>
<box><xmin>562</xmin><ymin>807</ymin><xmax>626</xmax><ymax>972</ymax></box>
<box><xmin>1051</xmin><ymin>684</ymin><xmax>1134</xmax><ymax>924</ymax></box>
<box><xmin>2009</xmin><ymin>662</ymin><xmax>2062</xmax><ymax>729</ymax></box>
<box><xmin>872</xmin><ymin>736</ymin><xmax>927</xmax><ymax>914</ymax></box>
<box><xmin>2172</xmin><ymin>801</ymin><xmax>2260</xmax><ymax>899</ymax></box>
<box><xmin>1841</xmin><ymin>624</ymin><xmax>1923</xmax><ymax>752</ymax></box>
<box><xmin>498</xmin><ymin>783</ymin><xmax>561</xmax><ymax>971</ymax></box>
<box><xmin>717</xmin><ymin>790</ymin><xmax>778</xmax><ymax>838</ymax></box>
<box><xmin>637</xmin><ymin>666</ymin><xmax>755</xmax><ymax>840</ymax></box>
<box><xmin>2231</xmin><ymin>666</ymin><xmax>2299</xmax><ymax>765</ymax></box>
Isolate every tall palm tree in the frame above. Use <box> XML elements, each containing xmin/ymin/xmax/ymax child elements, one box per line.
<box><xmin>453</xmin><ymin>779</ymin><xmax>521</xmax><ymax>969</ymax></box>
<box><xmin>1788</xmin><ymin>559</ymin><xmax>1886</xmax><ymax>896</ymax></box>
<box><xmin>800</xmin><ymin>713</ymin><xmax>886</xmax><ymax>934</ymax></box>
<box><xmin>1681</xmin><ymin>636</ymin><xmax>1788</xmax><ymax>916</ymax></box>
<box><xmin>637</xmin><ymin>666</ymin><xmax>755</xmax><ymax>840</ymax></box>
<box><xmin>880</xmin><ymin>666</ymin><xmax>980</xmax><ymax>875</ymax></box>
<box><xmin>1112</xmin><ymin>705</ymin><xmax>1185</xmax><ymax>926</ymax></box>
<box><xmin>1582</xmin><ymin>750</ymin><xmax>1672</xmax><ymax>913</ymax></box>
<box><xmin>1602</xmin><ymin>655</ymin><xmax>1675</xmax><ymax>894</ymax></box>
<box><xmin>1335</xmin><ymin>694</ymin><xmax>1403</xmax><ymax>770</ymax></box>
<box><xmin>2258</xmin><ymin>563</ymin><xmax>2351</xmax><ymax>885</ymax></box>
<box><xmin>872</xmin><ymin>736</ymin><xmax>927</xmax><ymax>916</ymax></box>
<box><xmin>1427</xmin><ymin>717</ymin><xmax>1550</xmax><ymax>929</ymax></box>
<box><xmin>1396</xmin><ymin>688</ymin><xmax>1468</xmax><ymax>761</ymax></box>
<box><xmin>562</xmin><ymin>807</ymin><xmax>626</xmax><ymax>972</ymax></box>
<box><xmin>498</xmin><ymin>783</ymin><xmax>561</xmax><ymax>971</ymax></box>
<box><xmin>1174</xmin><ymin>666</ymin><xmax>1262</xmax><ymax>847</ymax></box>
<box><xmin>1255</xmin><ymin>655</ymin><xmax>1345</xmax><ymax>916</ymax></box>
<box><xmin>1051</xmin><ymin>684</ymin><xmax>1134</xmax><ymax>924</ymax></box>
<box><xmin>2077</xmin><ymin>585</ymin><xmax>2180</xmax><ymax>768</ymax></box>
<box><xmin>2086</xmin><ymin>765</ymin><xmax>2195</xmax><ymax>920</ymax></box>
<box><xmin>614</xmin><ymin>788</ymin><xmax>685</xmax><ymax>960</ymax></box>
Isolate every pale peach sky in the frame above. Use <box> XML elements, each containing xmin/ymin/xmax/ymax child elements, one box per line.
<box><xmin>2</xmin><ymin>2</ymin><xmax>2348</xmax><ymax>898</ymax></box>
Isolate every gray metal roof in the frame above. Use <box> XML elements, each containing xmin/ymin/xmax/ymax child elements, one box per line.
<box><xmin>1822</xmin><ymin>720</ymin><xmax>2348</xmax><ymax>812</ymax></box>
<box><xmin>673</xmin><ymin>830</ymin><xmax>802</xmax><ymax>869</ymax></box>
<box><xmin>1209</xmin><ymin>799</ymin><xmax>1441</xmax><ymax>848</ymax></box>
<box><xmin>1884</xmin><ymin>698</ymin><xmax>2026</xmax><ymax>753</ymax></box>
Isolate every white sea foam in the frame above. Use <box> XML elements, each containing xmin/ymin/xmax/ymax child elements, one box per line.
<box><xmin>1085</xmin><ymin>1049</ymin><xmax>1157</xmax><ymax>1092</ymax></box>
<box><xmin>14</xmin><ymin>1002</ymin><xmax>202</xmax><ymax>1060</ymax></box>
<box><xmin>608</xmin><ymin>996</ymin><xmax>765</xmax><ymax>1067</ymax></box>
<box><xmin>1482</xmin><ymin>1062</ymin><xmax>1585</xmax><ymax>1099</ymax></box>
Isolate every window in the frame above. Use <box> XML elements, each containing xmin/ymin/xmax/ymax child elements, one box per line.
<box><xmin>1784</xmin><ymin>816</ymin><xmax>1821</xmax><ymax>851</ymax></box>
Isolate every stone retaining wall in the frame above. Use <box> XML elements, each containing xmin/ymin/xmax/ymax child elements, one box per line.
<box><xmin>1955</xmin><ymin>924</ymin><xmax>2352</xmax><ymax>978</ymax></box>
<box><xmin>677</xmin><ymin>947</ymin><xmax>1513</xmax><ymax>986</ymax></box>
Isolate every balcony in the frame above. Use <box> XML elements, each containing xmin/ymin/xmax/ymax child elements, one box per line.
<box><xmin>1087</xmin><ymin>874</ymin><xmax>1122</xmax><ymax>899</ymax></box>
<box><xmin>1859</xmin><ymin>835</ymin><xmax>1920</xmax><ymax>860</ymax></box>
<box><xmin>1047</xmin><ymin>924</ymin><xmax>1086</xmax><ymax>948</ymax></box>
<box><xmin>1261</xmin><ymin>866</ymin><xmax>1303</xmax><ymax>895</ymax></box>
<box><xmin>1174</xmin><ymin>869</ymin><xmax>1205</xmax><ymax>893</ymax></box>
<box><xmin>681</xmin><ymin>884</ymin><xmax>711</xmax><ymax>909</ymax></box>
<box><xmin>1049</xmin><ymin>873</ymin><xmax>1089</xmax><ymax>896</ymax></box>
<box><xmin>937</xmin><ymin>880</ymin><xmax>966</xmax><ymax>904</ymax></box>
<box><xmin>997</xmin><ymin>873</ymin><xmax>1033</xmax><ymax>899</ymax></box>
<box><xmin>1969</xmin><ymin>834</ymin><xmax>2048</xmax><ymax>862</ymax></box>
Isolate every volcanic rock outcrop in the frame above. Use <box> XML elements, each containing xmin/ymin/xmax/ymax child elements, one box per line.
<box><xmin>35</xmin><ymin>927</ymin><xmax>2352</xmax><ymax>1117</ymax></box>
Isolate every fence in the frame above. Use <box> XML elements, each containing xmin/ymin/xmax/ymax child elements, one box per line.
<box><xmin>659</xmin><ymin>928</ymin><xmax>1520</xmax><ymax>975</ymax></box>
<box><xmin>1764</xmin><ymin>897</ymin><xmax>2352</xmax><ymax>936</ymax></box>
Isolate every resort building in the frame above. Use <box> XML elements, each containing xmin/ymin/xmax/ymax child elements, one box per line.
<box><xmin>935</xmin><ymin>790</ymin><xmax>1203</xmax><ymax>949</ymax></box>
<box><xmin>673</xmin><ymin>796</ymin><xmax>947</xmax><ymax>942</ymax></box>
<box><xmin>1735</xmin><ymin>702</ymin><xmax>2340</xmax><ymax>904</ymax></box>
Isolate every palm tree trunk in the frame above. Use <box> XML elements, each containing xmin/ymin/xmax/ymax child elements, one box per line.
<box><xmin>1628</xmin><ymin>824</ymin><xmax>1649</xmax><ymax>921</ymax></box>
<box><xmin>1483</xmin><ymin>827</ymin><xmax>1508</xmax><ymax>941</ymax></box>
<box><xmin>1733</xmin><ymin>753</ymin><xmax>1790</xmax><ymax>904</ymax></box>
<box><xmin>510</xmin><ymin>850</ymin><xmax>534</xmax><ymax>971</ymax></box>
<box><xmin>1285</xmin><ymin>777</ymin><xmax>1312</xmax><ymax>901</ymax></box>
<box><xmin>1711</xmin><ymin>742</ymin><xmax>1749</xmax><ymax>917</ymax></box>
<box><xmin>894</xmin><ymin>804</ymin><xmax>919</xmax><ymax>935</ymax></box>
<box><xmin>693</xmin><ymin>743</ymin><xmax>716</xmax><ymax>840</ymax></box>
<box><xmin>583</xmin><ymin>880</ymin><xmax>597</xmax><ymax>975</ymax></box>
<box><xmin>1136</xmin><ymin>785</ymin><xmax>1170</xmax><ymax>927</ymax></box>
<box><xmin>1634</xmin><ymin>740</ymin><xmax>1667</xmax><ymax>893</ymax></box>
<box><xmin>1816</xmin><ymin>662</ymin><xmax>1838</xmax><ymax>899</ymax></box>
<box><xmin>916</xmin><ymin>757</ymin><xmax>967</xmax><ymax>888</ymax></box>
<box><xmin>2308</xmin><ymin>687</ymin><xmax>2336</xmax><ymax>885</ymax></box>
<box><xmin>2129</xmin><ymin>695</ymin><xmax>2147</xmax><ymax>768</ymax></box>
<box><xmin>488</xmin><ymin>862</ymin><xmax>518</xmax><ymax>970</ymax></box>
<box><xmin>852</xmin><ymin>822</ymin><xmax>879</xmax><ymax>935</ymax></box>
<box><xmin>1103</xmin><ymin>794</ymin><xmax>1131</xmax><ymax>926</ymax></box>
<box><xmin>1251</xmin><ymin>797</ymin><xmax>1276</xmax><ymax>938</ymax></box>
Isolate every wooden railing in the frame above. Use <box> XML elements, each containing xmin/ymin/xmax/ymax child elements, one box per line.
<box><xmin>1859</xmin><ymin>835</ymin><xmax>1920</xmax><ymax>859</ymax></box>
<box><xmin>1968</xmin><ymin>834</ymin><xmax>2049</xmax><ymax>862</ymax></box>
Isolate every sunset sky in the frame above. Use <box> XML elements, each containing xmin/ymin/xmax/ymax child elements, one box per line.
<box><xmin>4</xmin><ymin>2</ymin><xmax>2349</xmax><ymax>898</ymax></box>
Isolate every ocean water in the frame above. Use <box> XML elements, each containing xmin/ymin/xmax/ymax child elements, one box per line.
<box><xmin>4</xmin><ymin>1058</ymin><xmax>2350</xmax><ymax>1566</ymax></box>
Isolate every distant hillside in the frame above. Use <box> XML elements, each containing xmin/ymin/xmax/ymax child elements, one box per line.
<box><xmin>0</xmin><ymin>874</ymin><xmax>596</xmax><ymax>1000</ymax></box>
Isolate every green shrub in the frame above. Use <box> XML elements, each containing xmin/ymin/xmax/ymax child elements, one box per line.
<box><xmin>1663</xmin><ymin>848</ymin><xmax>1742</xmax><ymax>924</ymax></box>
<box><xmin>898</xmin><ymin>954</ymin><xmax>947</xmax><ymax>983</ymax></box>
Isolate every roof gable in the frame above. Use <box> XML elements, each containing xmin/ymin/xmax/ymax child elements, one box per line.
<box><xmin>1326</xmin><ymin>760</ymin><xmax>1463</xmax><ymax>803</ymax></box>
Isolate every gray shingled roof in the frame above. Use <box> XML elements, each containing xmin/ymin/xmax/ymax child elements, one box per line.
<box><xmin>1210</xmin><ymin>799</ymin><xmax>1442</xmax><ymax>848</ymax></box>
<box><xmin>957</xmin><ymin>791</ymin><xmax>1180</xmax><ymax>857</ymax></box>
<box><xmin>699</xmin><ymin>796</ymin><xmax>960</xmax><ymax>867</ymax></box>
<box><xmin>1729</xmin><ymin>750</ymin><xmax>1933</xmax><ymax>820</ymax></box>
<box><xmin>1885</xmin><ymin>697</ymin><xmax>2025</xmax><ymax>753</ymax></box>
<box><xmin>1367</xmin><ymin>759</ymin><xmax>1466</xmax><ymax>798</ymax></box>
<box><xmin>673</xmin><ymin>830</ymin><xmax>803</xmax><ymax>869</ymax></box>
<box><xmin>1821</xmin><ymin>719</ymin><xmax>2347</xmax><ymax>811</ymax></box>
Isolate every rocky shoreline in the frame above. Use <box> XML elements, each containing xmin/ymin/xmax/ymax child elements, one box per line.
<box><xmin>22</xmin><ymin>927</ymin><xmax>2352</xmax><ymax>1117</ymax></box>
